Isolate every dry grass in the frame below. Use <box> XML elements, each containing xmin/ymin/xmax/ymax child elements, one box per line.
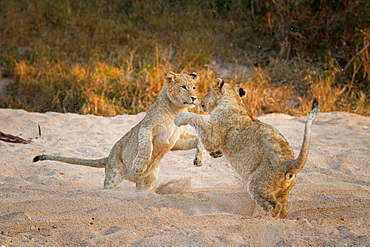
<box><xmin>0</xmin><ymin>0</ymin><xmax>369</xmax><ymax>117</ymax></box>
<box><xmin>222</xmin><ymin>58</ymin><xmax>370</xmax><ymax>116</ymax></box>
<box><xmin>2</xmin><ymin>51</ymin><xmax>370</xmax><ymax>117</ymax></box>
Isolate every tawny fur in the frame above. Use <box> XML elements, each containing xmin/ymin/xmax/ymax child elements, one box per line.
<box><xmin>174</xmin><ymin>78</ymin><xmax>319</xmax><ymax>218</ymax></box>
<box><xmin>33</xmin><ymin>71</ymin><xmax>206</xmax><ymax>191</ymax></box>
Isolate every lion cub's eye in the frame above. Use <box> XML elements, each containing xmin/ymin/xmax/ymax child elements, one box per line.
<box><xmin>181</xmin><ymin>86</ymin><xmax>189</xmax><ymax>90</ymax></box>
<box><xmin>193</xmin><ymin>87</ymin><xmax>196</xmax><ymax>90</ymax></box>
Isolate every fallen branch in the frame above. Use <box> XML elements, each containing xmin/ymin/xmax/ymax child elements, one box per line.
<box><xmin>342</xmin><ymin>39</ymin><xmax>370</xmax><ymax>72</ymax></box>
<box><xmin>0</xmin><ymin>132</ymin><xmax>32</xmax><ymax>144</ymax></box>
<box><xmin>0</xmin><ymin>124</ymin><xmax>42</xmax><ymax>144</ymax></box>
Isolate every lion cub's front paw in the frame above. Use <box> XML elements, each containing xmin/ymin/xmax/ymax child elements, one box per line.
<box><xmin>210</xmin><ymin>150</ymin><xmax>223</xmax><ymax>158</ymax></box>
<box><xmin>193</xmin><ymin>157</ymin><xmax>203</xmax><ymax>167</ymax></box>
<box><xmin>174</xmin><ymin>112</ymin><xmax>192</xmax><ymax>127</ymax></box>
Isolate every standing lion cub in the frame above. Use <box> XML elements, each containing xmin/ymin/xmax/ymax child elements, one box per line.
<box><xmin>33</xmin><ymin>71</ymin><xmax>206</xmax><ymax>191</ymax></box>
<box><xmin>174</xmin><ymin>78</ymin><xmax>319</xmax><ymax>218</ymax></box>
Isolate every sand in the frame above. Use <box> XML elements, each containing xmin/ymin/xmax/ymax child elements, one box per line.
<box><xmin>0</xmin><ymin>108</ymin><xmax>369</xmax><ymax>246</ymax></box>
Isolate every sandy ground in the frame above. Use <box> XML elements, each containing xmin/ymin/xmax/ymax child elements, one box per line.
<box><xmin>0</xmin><ymin>108</ymin><xmax>369</xmax><ymax>246</ymax></box>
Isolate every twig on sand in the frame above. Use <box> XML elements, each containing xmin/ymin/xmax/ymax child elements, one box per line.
<box><xmin>38</xmin><ymin>124</ymin><xmax>42</xmax><ymax>138</ymax></box>
<box><xmin>0</xmin><ymin>124</ymin><xmax>42</xmax><ymax>144</ymax></box>
<box><xmin>0</xmin><ymin>132</ymin><xmax>32</xmax><ymax>144</ymax></box>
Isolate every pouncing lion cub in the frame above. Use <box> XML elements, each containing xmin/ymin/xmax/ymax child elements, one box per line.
<box><xmin>174</xmin><ymin>78</ymin><xmax>319</xmax><ymax>218</ymax></box>
<box><xmin>33</xmin><ymin>71</ymin><xmax>206</xmax><ymax>191</ymax></box>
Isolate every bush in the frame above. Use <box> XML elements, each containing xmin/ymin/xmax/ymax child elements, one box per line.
<box><xmin>0</xmin><ymin>0</ymin><xmax>368</xmax><ymax>116</ymax></box>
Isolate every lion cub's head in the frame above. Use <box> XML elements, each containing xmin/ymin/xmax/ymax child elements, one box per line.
<box><xmin>164</xmin><ymin>70</ymin><xmax>199</xmax><ymax>109</ymax></box>
<box><xmin>200</xmin><ymin>78</ymin><xmax>246</xmax><ymax>113</ymax></box>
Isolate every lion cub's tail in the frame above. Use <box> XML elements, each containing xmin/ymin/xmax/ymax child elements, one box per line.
<box><xmin>33</xmin><ymin>155</ymin><xmax>108</xmax><ymax>168</ymax></box>
<box><xmin>287</xmin><ymin>99</ymin><xmax>320</xmax><ymax>174</ymax></box>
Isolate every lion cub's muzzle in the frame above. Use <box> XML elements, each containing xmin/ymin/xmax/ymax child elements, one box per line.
<box><xmin>184</xmin><ymin>96</ymin><xmax>198</xmax><ymax>108</ymax></box>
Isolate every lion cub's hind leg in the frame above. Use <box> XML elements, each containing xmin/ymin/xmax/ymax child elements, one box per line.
<box><xmin>103</xmin><ymin>165</ymin><xmax>124</xmax><ymax>189</ymax></box>
<box><xmin>248</xmin><ymin>174</ymin><xmax>284</xmax><ymax>218</ymax></box>
<box><xmin>251</xmin><ymin>188</ymin><xmax>283</xmax><ymax>218</ymax></box>
<box><xmin>142</xmin><ymin>165</ymin><xmax>160</xmax><ymax>191</ymax></box>
<box><xmin>249</xmin><ymin>172</ymin><xmax>297</xmax><ymax>218</ymax></box>
<box><xmin>134</xmin><ymin>160</ymin><xmax>161</xmax><ymax>191</ymax></box>
<box><xmin>275</xmin><ymin>190</ymin><xmax>290</xmax><ymax>219</ymax></box>
<box><xmin>102</xmin><ymin>142</ymin><xmax>127</xmax><ymax>189</ymax></box>
<box><xmin>275</xmin><ymin>175</ymin><xmax>297</xmax><ymax>218</ymax></box>
<box><xmin>135</xmin><ymin>178</ymin><xmax>155</xmax><ymax>191</ymax></box>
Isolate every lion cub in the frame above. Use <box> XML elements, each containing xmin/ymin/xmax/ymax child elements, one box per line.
<box><xmin>34</xmin><ymin>71</ymin><xmax>206</xmax><ymax>191</ymax></box>
<box><xmin>174</xmin><ymin>78</ymin><xmax>319</xmax><ymax>218</ymax></box>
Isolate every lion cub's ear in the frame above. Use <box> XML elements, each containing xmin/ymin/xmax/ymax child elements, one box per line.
<box><xmin>189</xmin><ymin>72</ymin><xmax>199</xmax><ymax>81</ymax></box>
<box><xmin>238</xmin><ymin>87</ymin><xmax>246</xmax><ymax>97</ymax></box>
<box><xmin>164</xmin><ymin>70</ymin><xmax>179</xmax><ymax>83</ymax></box>
<box><xmin>211</xmin><ymin>78</ymin><xmax>224</xmax><ymax>90</ymax></box>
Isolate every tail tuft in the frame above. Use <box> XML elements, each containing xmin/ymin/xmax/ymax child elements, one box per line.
<box><xmin>33</xmin><ymin>155</ymin><xmax>44</xmax><ymax>162</ymax></box>
<box><xmin>312</xmin><ymin>98</ymin><xmax>319</xmax><ymax>110</ymax></box>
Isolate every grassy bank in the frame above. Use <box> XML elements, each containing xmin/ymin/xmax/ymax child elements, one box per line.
<box><xmin>0</xmin><ymin>0</ymin><xmax>369</xmax><ymax>116</ymax></box>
